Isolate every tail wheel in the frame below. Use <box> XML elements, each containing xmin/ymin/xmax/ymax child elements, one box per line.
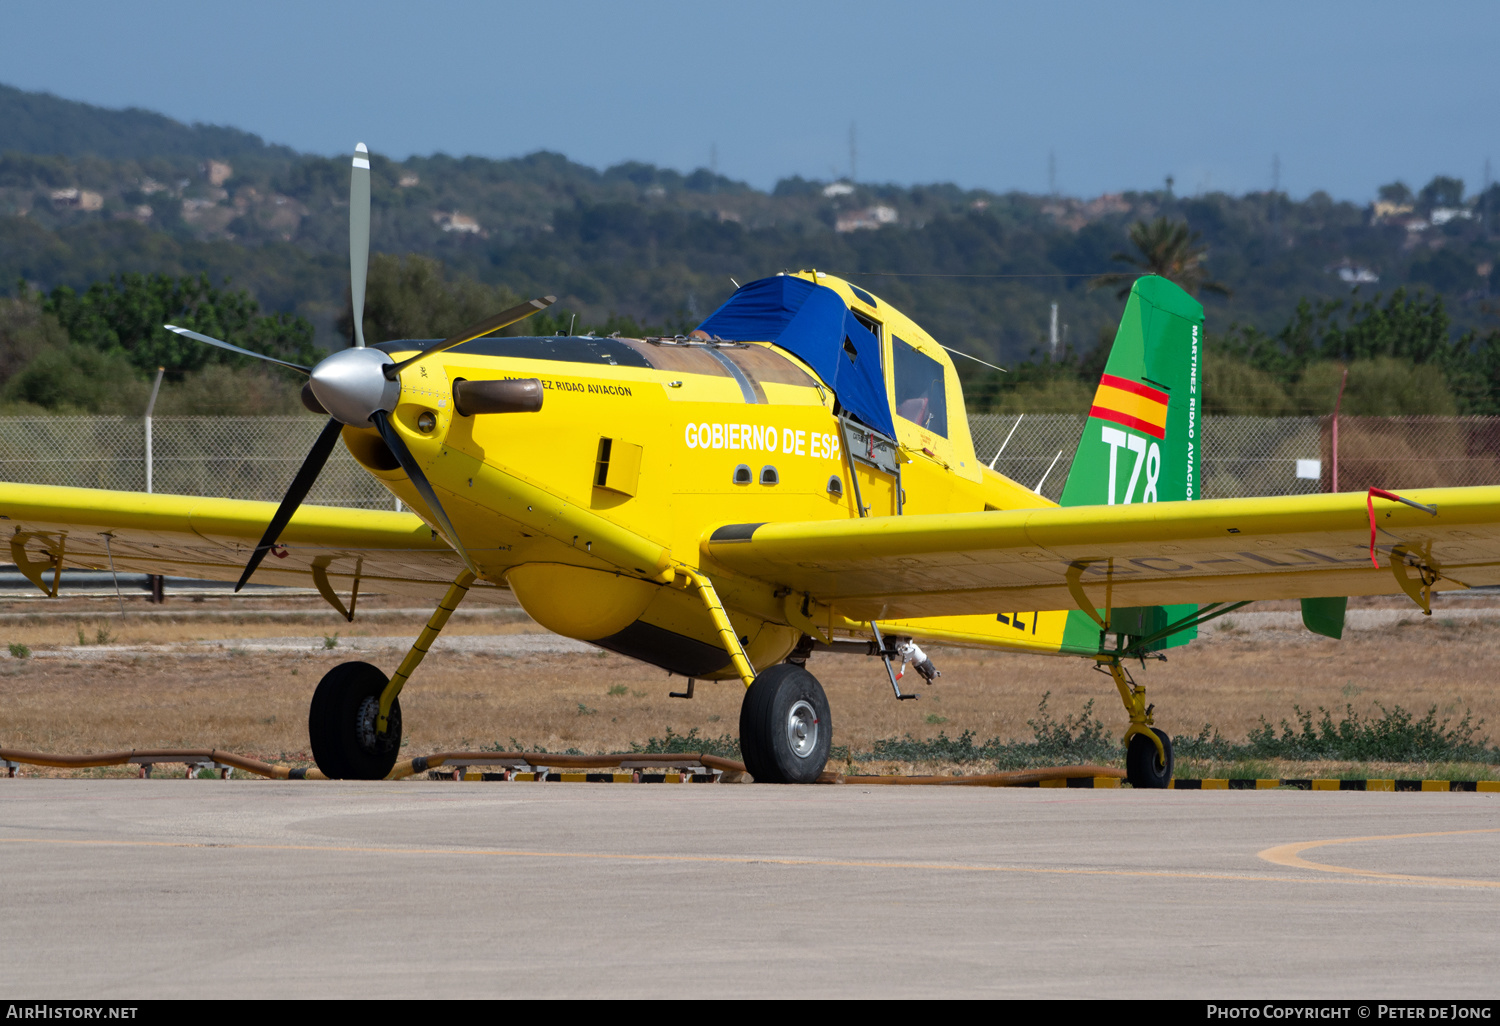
<box><xmin>739</xmin><ymin>663</ymin><xmax>832</xmax><ymax>784</ymax></box>
<box><xmin>308</xmin><ymin>661</ymin><xmax>402</xmax><ymax>780</ymax></box>
<box><xmin>1125</xmin><ymin>727</ymin><xmax>1173</xmax><ymax>789</ymax></box>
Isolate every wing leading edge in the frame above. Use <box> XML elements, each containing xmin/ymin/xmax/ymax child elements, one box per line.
<box><xmin>702</xmin><ymin>486</ymin><xmax>1500</xmax><ymax>622</ymax></box>
<box><xmin>0</xmin><ymin>483</ymin><xmax>495</xmax><ymax>602</ymax></box>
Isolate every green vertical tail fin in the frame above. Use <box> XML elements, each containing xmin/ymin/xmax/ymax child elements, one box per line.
<box><xmin>1058</xmin><ymin>275</ymin><xmax>1204</xmax><ymax>653</ymax></box>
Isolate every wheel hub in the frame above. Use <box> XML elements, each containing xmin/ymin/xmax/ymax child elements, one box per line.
<box><xmin>786</xmin><ymin>699</ymin><xmax>819</xmax><ymax>759</ymax></box>
<box><xmin>355</xmin><ymin>696</ymin><xmax>381</xmax><ymax>752</ymax></box>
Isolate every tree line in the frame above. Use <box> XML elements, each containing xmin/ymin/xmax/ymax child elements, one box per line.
<box><xmin>0</xmin><ymin>274</ymin><xmax>316</xmax><ymax>414</ymax></box>
<box><xmin>976</xmin><ymin>214</ymin><xmax>1500</xmax><ymax>416</ymax></box>
<box><xmin>2</xmin><ymin>229</ymin><xmax>1498</xmax><ymax>419</ymax></box>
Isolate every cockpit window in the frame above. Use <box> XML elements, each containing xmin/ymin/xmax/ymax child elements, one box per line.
<box><xmin>892</xmin><ymin>335</ymin><xmax>948</xmax><ymax>437</ymax></box>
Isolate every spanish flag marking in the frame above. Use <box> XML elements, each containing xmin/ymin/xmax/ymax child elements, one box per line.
<box><xmin>1088</xmin><ymin>374</ymin><xmax>1169</xmax><ymax>440</ymax></box>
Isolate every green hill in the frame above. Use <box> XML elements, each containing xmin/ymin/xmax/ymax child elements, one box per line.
<box><xmin>0</xmin><ymin>83</ymin><xmax>295</xmax><ymax>163</ymax></box>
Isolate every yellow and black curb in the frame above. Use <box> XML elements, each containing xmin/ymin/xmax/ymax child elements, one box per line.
<box><xmin>1170</xmin><ymin>778</ymin><xmax>1500</xmax><ymax>792</ymax></box>
<box><xmin>2</xmin><ymin>747</ymin><xmax>1496</xmax><ymax>791</ymax></box>
<box><xmin>397</xmin><ymin>751</ymin><xmax>749</xmax><ymax>783</ymax></box>
<box><xmin>415</xmin><ymin>759</ymin><xmax>1128</xmax><ymax>786</ymax></box>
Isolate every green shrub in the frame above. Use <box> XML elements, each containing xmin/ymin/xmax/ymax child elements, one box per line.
<box><xmin>629</xmin><ymin>726</ymin><xmax>740</xmax><ymax>759</ymax></box>
<box><xmin>856</xmin><ymin>692</ymin><xmax>1120</xmax><ymax>768</ymax></box>
<box><xmin>1244</xmin><ymin>703</ymin><xmax>1489</xmax><ymax>761</ymax></box>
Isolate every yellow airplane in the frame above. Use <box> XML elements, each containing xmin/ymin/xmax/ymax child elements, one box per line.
<box><xmin>4</xmin><ymin>144</ymin><xmax>1498</xmax><ymax>785</ymax></box>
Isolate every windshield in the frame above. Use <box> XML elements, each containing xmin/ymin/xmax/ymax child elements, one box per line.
<box><xmin>892</xmin><ymin>335</ymin><xmax>948</xmax><ymax>437</ymax></box>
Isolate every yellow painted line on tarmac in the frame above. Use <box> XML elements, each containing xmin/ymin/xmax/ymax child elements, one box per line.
<box><xmin>2</xmin><ymin>834</ymin><xmax>1499</xmax><ymax>891</ymax></box>
<box><xmin>1258</xmin><ymin>828</ymin><xmax>1500</xmax><ymax>889</ymax></box>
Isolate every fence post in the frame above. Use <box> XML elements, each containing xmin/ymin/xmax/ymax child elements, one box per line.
<box><xmin>144</xmin><ymin>367</ymin><xmax>164</xmax><ymax>493</ymax></box>
<box><xmin>1331</xmin><ymin>365</ymin><xmax>1348</xmax><ymax>493</ymax></box>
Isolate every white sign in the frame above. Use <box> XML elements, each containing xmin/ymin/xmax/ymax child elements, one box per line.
<box><xmin>1295</xmin><ymin>459</ymin><xmax>1322</xmax><ymax>480</ymax></box>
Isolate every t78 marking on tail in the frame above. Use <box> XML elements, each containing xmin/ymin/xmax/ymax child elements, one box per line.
<box><xmin>1100</xmin><ymin>426</ymin><xmax>1161</xmax><ymax>505</ymax></box>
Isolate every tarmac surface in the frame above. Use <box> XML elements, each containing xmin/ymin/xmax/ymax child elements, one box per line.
<box><xmin>2</xmin><ymin>781</ymin><xmax>1498</xmax><ymax>998</ymax></box>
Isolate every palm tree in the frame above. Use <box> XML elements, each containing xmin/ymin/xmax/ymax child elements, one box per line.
<box><xmin>1089</xmin><ymin>217</ymin><xmax>1232</xmax><ymax>299</ymax></box>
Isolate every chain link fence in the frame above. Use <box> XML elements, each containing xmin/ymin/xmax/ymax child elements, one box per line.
<box><xmin>1317</xmin><ymin>417</ymin><xmax>1500</xmax><ymax>493</ymax></box>
<box><xmin>968</xmin><ymin>414</ymin><xmax>1500</xmax><ymax>502</ymax></box>
<box><xmin>0</xmin><ymin>416</ymin><xmax>394</xmax><ymax>509</ymax></box>
<box><xmin>0</xmin><ymin>415</ymin><xmax>1496</xmax><ymax>508</ymax></box>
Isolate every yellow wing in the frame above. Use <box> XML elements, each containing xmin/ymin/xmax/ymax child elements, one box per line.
<box><xmin>0</xmin><ymin>483</ymin><xmax>504</xmax><ymax>603</ymax></box>
<box><xmin>703</xmin><ymin>486</ymin><xmax>1500</xmax><ymax>622</ymax></box>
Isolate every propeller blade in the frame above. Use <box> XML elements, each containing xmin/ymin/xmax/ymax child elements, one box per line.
<box><xmin>350</xmin><ymin>142</ymin><xmax>371</xmax><ymax>349</ymax></box>
<box><xmin>385</xmin><ymin>296</ymin><xmax>555</xmax><ymax>377</ymax></box>
<box><xmin>369</xmin><ymin>409</ymin><xmax>478</xmax><ymax>576</ymax></box>
<box><xmin>234</xmin><ymin>416</ymin><xmax>345</xmax><ymax>591</ymax></box>
<box><xmin>164</xmin><ymin>325</ymin><xmax>312</xmax><ymax>374</ymax></box>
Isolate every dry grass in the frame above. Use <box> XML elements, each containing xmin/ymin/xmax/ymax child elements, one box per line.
<box><xmin>3</xmin><ymin>593</ymin><xmax>1500</xmax><ymax>776</ymax></box>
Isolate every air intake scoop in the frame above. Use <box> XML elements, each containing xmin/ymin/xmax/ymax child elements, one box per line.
<box><xmin>454</xmin><ymin>378</ymin><xmax>544</xmax><ymax>416</ymax></box>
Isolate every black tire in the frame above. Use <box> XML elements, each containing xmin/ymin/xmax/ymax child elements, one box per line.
<box><xmin>308</xmin><ymin>661</ymin><xmax>402</xmax><ymax>780</ymax></box>
<box><xmin>1125</xmin><ymin>727</ymin><xmax>1173</xmax><ymax>789</ymax></box>
<box><xmin>739</xmin><ymin>663</ymin><xmax>832</xmax><ymax>784</ymax></box>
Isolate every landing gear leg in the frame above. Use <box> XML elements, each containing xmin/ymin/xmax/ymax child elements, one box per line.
<box><xmin>682</xmin><ymin>568</ymin><xmax>832</xmax><ymax>783</ymax></box>
<box><xmin>1104</xmin><ymin>657</ymin><xmax>1173</xmax><ymax>788</ymax></box>
<box><xmin>308</xmin><ymin>570</ymin><xmax>474</xmax><ymax>780</ymax></box>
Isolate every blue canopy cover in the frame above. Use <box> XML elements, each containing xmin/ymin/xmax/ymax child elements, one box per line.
<box><xmin>694</xmin><ymin>276</ymin><xmax>896</xmax><ymax>438</ymax></box>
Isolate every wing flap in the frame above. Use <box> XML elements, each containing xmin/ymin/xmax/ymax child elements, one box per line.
<box><xmin>703</xmin><ymin>486</ymin><xmax>1500</xmax><ymax>620</ymax></box>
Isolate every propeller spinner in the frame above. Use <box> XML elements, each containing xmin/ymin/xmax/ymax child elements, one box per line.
<box><xmin>163</xmin><ymin>142</ymin><xmax>554</xmax><ymax>589</ymax></box>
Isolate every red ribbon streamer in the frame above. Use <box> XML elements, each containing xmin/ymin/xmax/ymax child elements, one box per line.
<box><xmin>1366</xmin><ymin>487</ymin><xmax>1412</xmax><ymax>568</ymax></box>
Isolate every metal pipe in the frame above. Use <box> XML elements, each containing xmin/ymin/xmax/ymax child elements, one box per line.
<box><xmin>101</xmin><ymin>533</ymin><xmax>126</xmax><ymax>617</ymax></box>
<box><xmin>837</xmin><ymin>417</ymin><xmax>868</xmax><ymax>517</ymax></box>
<box><xmin>869</xmin><ymin>621</ymin><xmax>916</xmax><ymax>700</ymax></box>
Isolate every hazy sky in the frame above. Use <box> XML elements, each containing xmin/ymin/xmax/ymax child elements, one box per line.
<box><xmin>5</xmin><ymin>1</ymin><xmax>1497</xmax><ymax>201</ymax></box>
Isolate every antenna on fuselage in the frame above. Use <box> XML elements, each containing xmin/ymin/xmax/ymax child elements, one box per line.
<box><xmin>939</xmin><ymin>345</ymin><xmax>1006</xmax><ymax>373</ymax></box>
<box><xmin>1034</xmin><ymin>450</ymin><xmax>1063</xmax><ymax>495</ymax></box>
<box><xmin>989</xmin><ymin>414</ymin><xmax>1023</xmax><ymax>470</ymax></box>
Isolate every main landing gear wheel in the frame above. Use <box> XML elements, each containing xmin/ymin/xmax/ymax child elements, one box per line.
<box><xmin>309</xmin><ymin>661</ymin><xmax>402</xmax><ymax>780</ymax></box>
<box><xmin>739</xmin><ymin>663</ymin><xmax>832</xmax><ymax>784</ymax></box>
<box><xmin>1126</xmin><ymin>727</ymin><xmax>1173</xmax><ymax>789</ymax></box>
